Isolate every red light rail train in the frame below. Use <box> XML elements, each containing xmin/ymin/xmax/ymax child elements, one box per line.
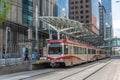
<box><xmin>46</xmin><ymin>39</ymin><xmax>109</xmax><ymax>67</ymax></box>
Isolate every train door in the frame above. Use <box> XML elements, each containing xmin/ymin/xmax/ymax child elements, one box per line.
<box><xmin>88</xmin><ymin>48</ymin><xmax>93</xmax><ymax>61</ymax></box>
<box><xmin>86</xmin><ymin>48</ymin><xmax>88</xmax><ymax>61</ymax></box>
<box><xmin>83</xmin><ymin>48</ymin><xmax>87</xmax><ymax>61</ymax></box>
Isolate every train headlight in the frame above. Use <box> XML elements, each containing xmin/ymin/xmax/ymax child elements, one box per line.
<box><xmin>60</xmin><ymin>59</ymin><xmax>63</xmax><ymax>61</ymax></box>
<box><xmin>40</xmin><ymin>57</ymin><xmax>47</xmax><ymax>60</ymax></box>
<box><xmin>48</xmin><ymin>59</ymin><xmax>50</xmax><ymax>61</ymax></box>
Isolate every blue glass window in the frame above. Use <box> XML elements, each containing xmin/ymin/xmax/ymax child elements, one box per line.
<box><xmin>22</xmin><ymin>0</ymin><xmax>33</xmax><ymax>26</ymax></box>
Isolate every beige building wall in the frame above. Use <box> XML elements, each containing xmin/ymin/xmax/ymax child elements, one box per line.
<box><xmin>8</xmin><ymin>0</ymin><xmax>22</xmax><ymax>24</ymax></box>
<box><xmin>0</xmin><ymin>0</ymin><xmax>27</xmax><ymax>58</ymax></box>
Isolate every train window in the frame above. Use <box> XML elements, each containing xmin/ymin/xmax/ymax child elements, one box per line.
<box><xmin>49</xmin><ymin>47</ymin><xmax>62</xmax><ymax>55</ymax></box>
<box><xmin>74</xmin><ymin>46</ymin><xmax>78</xmax><ymax>54</ymax></box>
<box><xmin>77</xmin><ymin>47</ymin><xmax>79</xmax><ymax>54</ymax></box>
<box><xmin>92</xmin><ymin>49</ymin><xmax>95</xmax><ymax>54</ymax></box>
<box><xmin>64</xmin><ymin>45</ymin><xmax>68</xmax><ymax>54</ymax></box>
<box><xmin>76</xmin><ymin>47</ymin><xmax>78</xmax><ymax>54</ymax></box>
<box><xmin>74</xmin><ymin>46</ymin><xmax>76</xmax><ymax>54</ymax></box>
<box><xmin>80</xmin><ymin>47</ymin><xmax>82</xmax><ymax>54</ymax></box>
<box><xmin>88</xmin><ymin>49</ymin><xmax>91</xmax><ymax>54</ymax></box>
<box><xmin>68</xmin><ymin>46</ymin><xmax>72</xmax><ymax>54</ymax></box>
<box><xmin>84</xmin><ymin>48</ymin><xmax>86</xmax><ymax>54</ymax></box>
<box><xmin>50</xmin><ymin>42</ymin><xmax>60</xmax><ymax>44</ymax></box>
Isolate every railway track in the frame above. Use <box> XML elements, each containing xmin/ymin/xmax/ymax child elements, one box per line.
<box><xmin>60</xmin><ymin>60</ymin><xmax>112</xmax><ymax>80</ymax></box>
<box><xmin>20</xmin><ymin>59</ymin><xmax>111</xmax><ymax>80</ymax></box>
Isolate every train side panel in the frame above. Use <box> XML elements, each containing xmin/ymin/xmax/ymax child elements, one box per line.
<box><xmin>46</xmin><ymin>39</ymin><xmax>109</xmax><ymax>67</ymax></box>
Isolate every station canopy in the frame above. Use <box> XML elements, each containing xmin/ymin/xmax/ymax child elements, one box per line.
<box><xmin>39</xmin><ymin>16</ymin><xmax>103</xmax><ymax>45</ymax></box>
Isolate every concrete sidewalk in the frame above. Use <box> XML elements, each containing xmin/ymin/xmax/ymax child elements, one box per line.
<box><xmin>0</xmin><ymin>62</ymin><xmax>30</xmax><ymax>75</ymax></box>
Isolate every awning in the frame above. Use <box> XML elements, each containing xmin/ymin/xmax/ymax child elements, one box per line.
<box><xmin>39</xmin><ymin>16</ymin><xmax>103</xmax><ymax>45</ymax></box>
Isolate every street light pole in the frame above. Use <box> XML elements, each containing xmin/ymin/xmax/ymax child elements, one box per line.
<box><xmin>5</xmin><ymin>27</ymin><xmax>8</xmax><ymax>58</ymax></box>
<box><xmin>35</xmin><ymin>5</ymin><xmax>39</xmax><ymax>54</ymax></box>
<box><xmin>5</xmin><ymin>27</ymin><xmax>11</xmax><ymax>58</ymax></box>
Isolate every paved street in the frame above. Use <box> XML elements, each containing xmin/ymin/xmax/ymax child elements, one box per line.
<box><xmin>86</xmin><ymin>55</ymin><xmax>120</xmax><ymax>80</ymax></box>
<box><xmin>0</xmin><ymin>55</ymin><xmax>120</xmax><ymax>80</ymax></box>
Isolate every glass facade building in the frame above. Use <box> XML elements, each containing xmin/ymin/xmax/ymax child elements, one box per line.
<box><xmin>101</xmin><ymin>0</ymin><xmax>111</xmax><ymax>25</ymax></box>
<box><xmin>101</xmin><ymin>0</ymin><xmax>113</xmax><ymax>39</ymax></box>
<box><xmin>22</xmin><ymin>0</ymin><xmax>33</xmax><ymax>26</ymax></box>
<box><xmin>106</xmin><ymin>24</ymin><xmax>112</xmax><ymax>39</ymax></box>
<box><xmin>91</xmin><ymin>0</ymin><xmax>99</xmax><ymax>29</ymax></box>
<box><xmin>99</xmin><ymin>2</ymin><xmax>106</xmax><ymax>39</ymax></box>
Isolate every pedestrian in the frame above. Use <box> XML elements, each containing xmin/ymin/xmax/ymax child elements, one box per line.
<box><xmin>24</xmin><ymin>47</ymin><xmax>29</xmax><ymax>61</ymax></box>
<box><xmin>2</xmin><ymin>47</ymin><xmax>5</xmax><ymax>58</ymax></box>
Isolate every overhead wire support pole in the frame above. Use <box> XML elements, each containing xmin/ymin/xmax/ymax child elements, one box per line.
<box><xmin>35</xmin><ymin>5</ymin><xmax>39</xmax><ymax>54</ymax></box>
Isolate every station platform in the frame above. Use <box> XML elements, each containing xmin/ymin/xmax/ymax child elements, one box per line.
<box><xmin>0</xmin><ymin>58</ymin><xmax>48</xmax><ymax>75</ymax></box>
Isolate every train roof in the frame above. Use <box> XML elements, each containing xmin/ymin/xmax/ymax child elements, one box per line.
<box><xmin>48</xmin><ymin>39</ymin><xmax>103</xmax><ymax>50</ymax></box>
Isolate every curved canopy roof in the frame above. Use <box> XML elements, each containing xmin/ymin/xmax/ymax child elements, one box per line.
<box><xmin>39</xmin><ymin>16</ymin><xmax>103</xmax><ymax>45</ymax></box>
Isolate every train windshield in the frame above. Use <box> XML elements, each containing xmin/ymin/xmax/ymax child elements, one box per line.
<box><xmin>49</xmin><ymin>45</ymin><xmax>62</xmax><ymax>55</ymax></box>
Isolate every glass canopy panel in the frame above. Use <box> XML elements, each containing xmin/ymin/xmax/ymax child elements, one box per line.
<box><xmin>39</xmin><ymin>16</ymin><xmax>103</xmax><ymax>45</ymax></box>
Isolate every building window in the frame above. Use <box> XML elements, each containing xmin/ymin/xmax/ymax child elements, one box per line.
<box><xmin>81</xmin><ymin>21</ymin><xmax>83</xmax><ymax>23</ymax></box>
<box><xmin>75</xmin><ymin>11</ymin><xmax>78</xmax><ymax>14</ymax></box>
<box><xmin>86</xmin><ymin>15</ymin><xmax>89</xmax><ymax>18</ymax></box>
<box><xmin>71</xmin><ymin>17</ymin><xmax>74</xmax><ymax>19</ymax></box>
<box><xmin>71</xmin><ymin>2</ymin><xmax>74</xmax><ymax>4</ymax></box>
<box><xmin>80</xmin><ymin>11</ymin><xmax>83</xmax><ymax>14</ymax></box>
<box><xmin>81</xmin><ymin>16</ymin><xmax>83</xmax><ymax>19</ymax></box>
<box><xmin>22</xmin><ymin>0</ymin><xmax>33</xmax><ymax>26</ymax></box>
<box><xmin>75</xmin><ymin>6</ymin><xmax>78</xmax><ymax>9</ymax></box>
<box><xmin>86</xmin><ymin>0</ymin><xmax>89</xmax><ymax>3</ymax></box>
<box><xmin>86</xmin><ymin>20</ymin><xmax>89</xmax><ymax>23</ymax></box>
<box><xmin>71</xmin><ymin>7</ymin><xmax>74</xmax><ymax>9</ymax></box>
<box><xmin>86</xmin><ymin>5</ymin><xmax>89</xmax><ymax>8</ymax></box>
<box><xmin>80</xmin><ymin>0</ymin><xmax>83</xmax><ymax>3</ymax></box>
<box><xmin>75</xmin><ymin>1</ymin><xmax>78</xmax><ymax>4</ymax></box>
<box><xmin>80</xmin><ymin>5</ymin><xmax>83</xmax><ymax>8</ymax></box>
<box><xmin>71</xmin><ymin>12</ymin><xmax>74</xmax><ymax>15</ymax></box>
<box><xmin>76</xmin><ymin>16</ymin><xmax>79</xmax><ymax>19</ymax></box>
<box><xmin>85</xmin><ymin>10</ymin><xmax>89</xmax><ymax>13</ymax></box>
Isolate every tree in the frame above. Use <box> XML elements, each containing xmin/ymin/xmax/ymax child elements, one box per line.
<box><xmin>0</xmin><ymin>0</ymin><xmax>11</xmax><ymax>25</ymax></box>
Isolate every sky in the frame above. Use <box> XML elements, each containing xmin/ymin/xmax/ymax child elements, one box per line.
<box><xmin>58</xmin><ymin>0</ymin><xmax>68</xmax><ymax>18</ymax></box>
<box><xmin>112</xmin><ymin>0</ymin><xmax>120</xmax><ymax>38</ymax></box>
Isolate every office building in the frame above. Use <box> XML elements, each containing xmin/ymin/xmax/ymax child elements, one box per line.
<box><xmin>101</xmin><ymin>0</ymin><xmax>111</xmax><ymax>25</ymax></box>
<box><xmin>106</xmin><ymin>24</ymin><xmax>113</xmax><ymax>39</ymax></box>
<box><xmin>0</xmin><ymin>0</ymin><xmax>58</xmax><ymax>58</ymax></box>
<box><xmin>99</xmin><ymin>2</ymin><xmax>106</xmax><ymax>39</ymax></box>
<box><xmin>69</xmin><ymin>0</ymin><xmax>99</xmax><ymax>35</ymax></box>
<box><xmin>0</xmin><ymin>0</ymin><xmax>32</xmax><ymax>58</ymax></box>
<box><xmin>101</xmin><ymin>0</ymin><xmax>113</xmax><ymax>39</ymax></box>
<box><xmin>33</xmin><ymin>0</ymin><xmax>58</xmax><ymax>56</ymax></box>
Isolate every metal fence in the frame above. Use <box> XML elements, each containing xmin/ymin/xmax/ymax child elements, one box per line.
<box><xmin>0</xmin><ymin>58</ymin><xmax>24</xmax><ymax>66</ymax></box>
<box><xmin>0</xmin><ymin>51</ymin><xmax>2</xmax><ymax>59</ymax></box>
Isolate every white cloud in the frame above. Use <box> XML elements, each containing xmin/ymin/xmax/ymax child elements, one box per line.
<box><xmin>113</xmin><ymin>20</ymin><xmax>120</xmax><ymax>29</ymax></box>
<box><xmin>99</xmin><ymin>0</ymin><xmax>101</xmax><ymax>3</ymax></box>
<box><xmin>113</xmin><ymin>29</ymin><xmax>120</xmax><ymax>37</ymax></box>
<box><xmin>112</xmin><ymin>0</ymin><xmax>120</xmax><ymax>37</ymax></box>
